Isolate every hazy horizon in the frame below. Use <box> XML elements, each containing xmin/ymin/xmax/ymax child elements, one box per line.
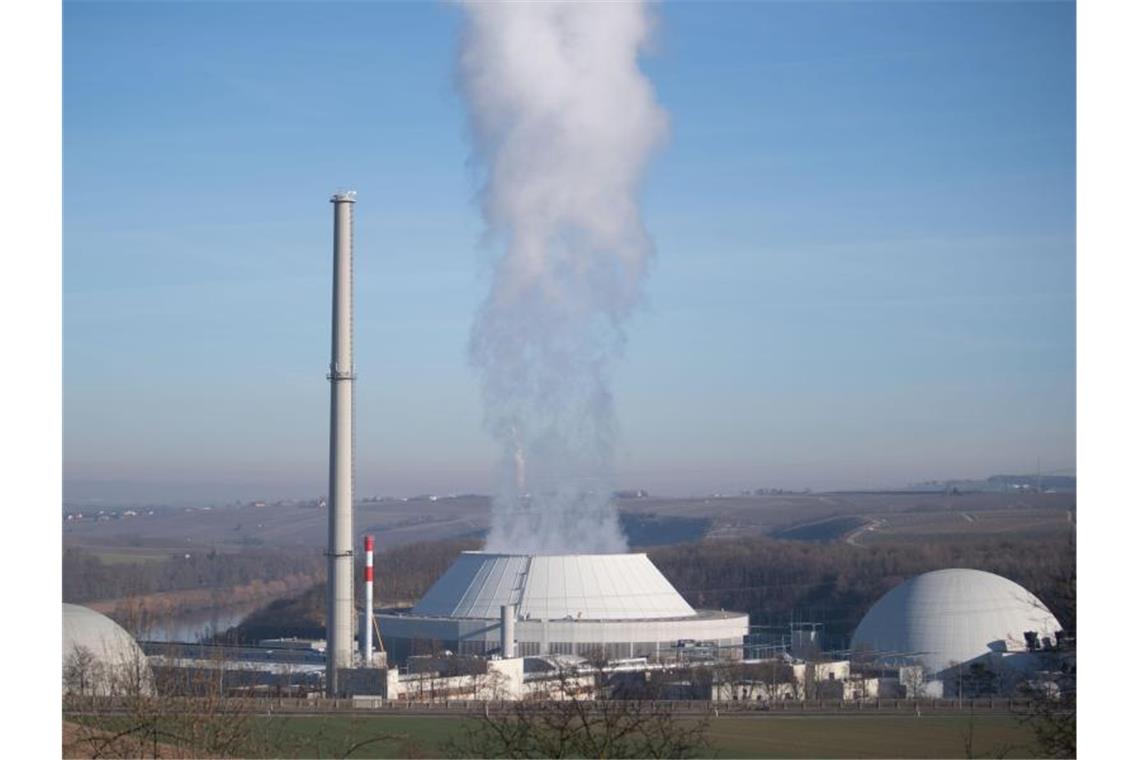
<box><xmin>63</xmin><ymin>466</ymin><xmax>1074</xmax><ymax>509</ymax></box>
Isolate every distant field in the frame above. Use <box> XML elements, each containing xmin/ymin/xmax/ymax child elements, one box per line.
<box><xmin>89</xmin><ymin>548</ymin><xmax>174</xmax><ymax>565</ymax></box>
<box><xmin>62</xmin><ymin>491</ymin><xmax>1075</xmax><ymax>555</ymax></box>
<box><xmin>859</xmin><ymin>508</ymin><xmax>1073</xmax><ymax>544</ymax></box>
<box><xmin>771</xmin><ymin>516</ymin><xmax>867</xmax><ymax>542</ymax></box>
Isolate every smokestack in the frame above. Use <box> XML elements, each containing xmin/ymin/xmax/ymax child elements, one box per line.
<box><xmin>362</xmin><ymin>534</ymin><xmax>374</xmax><ymax>665</ymax></box>
<box><xmin>500</xmin><ymin>604</ymin><xmax>516</xmax><ymax>659</ymax></box>
<box><xmin>326</xmin><ymin>191</ymin><xmax>356</xmax><ymax>695</ymax></box>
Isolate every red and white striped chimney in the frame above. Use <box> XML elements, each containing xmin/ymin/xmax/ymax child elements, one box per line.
<box><xmin>362</xmin><ymin>535</ymin><xmax>374</xmax><ymax>665</ymax></box>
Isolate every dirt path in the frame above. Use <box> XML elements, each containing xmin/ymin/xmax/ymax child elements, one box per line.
<box><xmin>844</xmin><ymin>518</ymin><xmax>884</xmax><ymax>547</ymax></box>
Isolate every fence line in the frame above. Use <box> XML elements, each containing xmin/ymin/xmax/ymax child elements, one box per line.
<box><xmin>64</xmin><ymin>695</ymin><xmax>1026</xmax><ymax>717</ymax></box>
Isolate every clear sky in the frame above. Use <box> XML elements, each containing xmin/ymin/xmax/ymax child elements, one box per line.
<box><xmin>63</xmin><ymin>0</ymin><xmax>1075</xmax><ymax>504</ymax></box>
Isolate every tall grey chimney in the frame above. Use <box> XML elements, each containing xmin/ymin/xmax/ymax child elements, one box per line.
<box><xmin>500</xmin><ymin>604</ymin><xmax>516</xmax><ymax>659</ymax></box>
<box><xmin>326</xmin><ymin>191</ymin><xmax>356</xmax><ymax>695</ymax></box>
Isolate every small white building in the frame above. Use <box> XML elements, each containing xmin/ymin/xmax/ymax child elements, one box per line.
<box><xmin>396</xmin><ymin>657</ymin><xmax>525</xmax><ymax>701</ymax></box>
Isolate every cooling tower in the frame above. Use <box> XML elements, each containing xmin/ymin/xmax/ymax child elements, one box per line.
<box><xmin>378</xmin><ymin>552</ymin><xmax>749</xmax><ymax>663</ymax></box>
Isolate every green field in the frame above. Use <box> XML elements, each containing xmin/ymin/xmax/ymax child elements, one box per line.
<box><xmin>245</xmin><ymin>714</ymin><xmax>469</xmax><ymax>758</ymax></box>
<box><xmin>706</xmin><ymin>715</ymin><xmax>1037</xmax><ymax>759</ymax></box>
<box><xmin>225</xmin><ymin>713</ymin><xmax>1039</xmax><ymax>758</ymax></box>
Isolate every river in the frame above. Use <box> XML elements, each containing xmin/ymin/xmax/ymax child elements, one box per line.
<box><xmin>137</xmin><ymin>602</ymin><xmax>265</xmax><ymax>643</ymax></box>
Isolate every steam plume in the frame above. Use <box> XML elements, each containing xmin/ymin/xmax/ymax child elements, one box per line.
<box><xmin>457</xmin><ymin>1</ymin><xmax>667</xmax><ymax>555</ymax></box>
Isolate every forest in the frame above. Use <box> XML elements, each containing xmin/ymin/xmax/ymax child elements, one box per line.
<box><xmin>61</xmin><ymin>546</ymin><xmax>326</xmax><ymax>603</ymax></box>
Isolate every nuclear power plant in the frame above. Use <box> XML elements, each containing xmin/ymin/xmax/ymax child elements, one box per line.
<box><xmin>316</xmin><ymin>192</ymin><xmax>749</xmax><ymax>697</ymax></box>
<box><xmin>304</xmin><ymin>192</ymin><xmax>1071</xmax><ymax>705</ymax></box>
<box><xmin>302</xmin><ymin>193</ymin><xmax>1070</xmax><ymax>704</ymax></box>
<box><xmin>61</xmin><ymin>193</ymin><xmax>1071</xmax><ymax>708</ymax></box>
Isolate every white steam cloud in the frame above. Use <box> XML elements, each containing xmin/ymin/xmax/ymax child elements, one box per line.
<box><xmin>457</xmin><ymin>1</ymin><xmax>667</xmax><ymax>555</ymax></box>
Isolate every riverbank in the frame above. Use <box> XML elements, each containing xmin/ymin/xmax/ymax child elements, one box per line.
<box><xmin>82</xmin><ymin>572</ymin><xmax>321</xmax><ymax>640</ymax></box>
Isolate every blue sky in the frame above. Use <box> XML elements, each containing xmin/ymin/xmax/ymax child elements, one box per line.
<box><xmin>63</xmin><ymin>0</ymin><xmax>1075</xmax><ymax>503</ymax></box>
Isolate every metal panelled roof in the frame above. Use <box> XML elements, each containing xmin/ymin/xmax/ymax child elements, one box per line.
<box><xmin>851</xmin><ymin>568</ymin><xmax>1062</xmax><ymax>674</ymax></box>
<box><xmin>411</xmin><ymin>552</ymin><xmax>697</xmax><ymax>620</ymax></box>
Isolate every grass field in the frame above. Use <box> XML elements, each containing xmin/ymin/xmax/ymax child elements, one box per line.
<box><xmin>858</xmin><ymin>508</ymin><xmax>1072</xmax><ymax>545</ymax></box>
<box><xmin>706</xmin><ymin>715</ymin><xmax>1037</xmax><ymax>758</ymax></box>
<box><xmin>248</xmin><ymin>714</ymin><xmax>468</xmax><ymax>758</ymax></box>
<box><xmin>185</xmin><ymin>713</ymin><xmax>1038</xmax><ymax>758</ymax></box>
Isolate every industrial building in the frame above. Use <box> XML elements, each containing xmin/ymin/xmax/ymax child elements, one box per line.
<box><xmin>309</xmin><ymin>191</ymin><xmax>751</xmax><ymax>694</ymax></box>
<box><xmin>851</xmin><ymin>568</ymin><xmax>1068</xmax><ymax>697</ymax></box>
<box><xmin>377</xmin><ymin>551</ymin><xmax>750</xmax><ymax>664</ymax></box>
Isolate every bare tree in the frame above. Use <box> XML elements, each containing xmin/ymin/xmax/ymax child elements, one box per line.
<box><xmin>1017</xmin><ymin>677</ymin><xmax>1075</xmax><ymax>758</ymax></box>
<box><xmin>961</xmin><ymin>703</ymin><xmax>1017</xmax><ymax>760</ymax></box>
<box><xmin>1015</xmin><ymin>543</ymin><xmax>1075</xmax><ymax>759</ymax></box>
<box><xmin>899</xmin><ymin>664</ymin><xmax>926</xmax><ymax>699</ymax></box>
<box><xmin>64</xmin><ymin>643</ymin><xmax>274</xmax><ymax>758</ymax></box>
<box><xmin>448</xmin><ymin>664</ymin><xmax>712</xmax><ymax>759</ymax></box>
<box><xmin>64</xmin><ymin>645</ymin><xmax>104</xmax><ymax>698</ymax></box>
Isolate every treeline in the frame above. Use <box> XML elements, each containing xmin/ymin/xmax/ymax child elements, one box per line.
<box><xmin>649</xmin><ymin>534</ymin><xmax>1075</xmax><ymax>641</ymax></box>
<box><xmin>219</xmin><ymin>533</ymin><xmax>1075</xmax><ymax>646</ymax></box>
<box><xmin>62</xmin><ymin>547</ymin><xmax>326</xmax><ymax>603</ymax></box>
<box><xmin>222</xmin><ymin>537</ymin><xmax>479</xmax><ymax>641</ymax></box>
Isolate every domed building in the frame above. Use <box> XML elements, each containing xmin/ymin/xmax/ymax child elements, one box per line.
<box><xmin>851</xmin><ymin>568</ymin><xmax>1062</xmax><ymax>680</ymax></box>
<box><xmin>63</xmin><ymin>603</ymin><xmax>153</xmax><ymax>696</ymax></box>
<box><xmin>378</xmin><ymin>552</ymin><xmax>749</xmax><ymax>663</ymax></box>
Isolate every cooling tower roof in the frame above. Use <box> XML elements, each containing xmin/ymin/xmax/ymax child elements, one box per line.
<box><xmin>412</xmin><ymin>552</ymin><xmax>697</xmax><ymax>621</ymax></box>
<box><xmin>851</xmin><ymin>568</ymin><xmax>1062</xmax><ymax>674</ymax></box>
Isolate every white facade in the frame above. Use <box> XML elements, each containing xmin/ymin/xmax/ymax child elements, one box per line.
<box><xmin>843</xmin><ymin>676</ymin><xmax>902</xmax><ymax>700</ymax></box>
<box><xmin>380</xmin><ymin>552</ymin><xmax>748</xmax><ymax>663</ymax></box>
<box><xmin>851</xmin><ymin>568</ymin><xmax>1062</xmax><ymax>676</ymax></box>
<box><xmin>397</xmin><ymin>658</ymin><xmax>525</xmax><ymax>701</ymax></box>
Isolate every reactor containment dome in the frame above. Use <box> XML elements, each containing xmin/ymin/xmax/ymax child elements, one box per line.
<box><xmin>378</xmin><ymin>552</ymin><xmax>749</xmax><ymax>663</ymax></box>
<box><xmin>63</xmin><ymin>603</ymin><xmax>154</xmax><ymax>696</ymax></box>
<box><xmin>850</xmin><ymin>568</ymin><xmax>1062</xmax><ymax>675</ymax></box>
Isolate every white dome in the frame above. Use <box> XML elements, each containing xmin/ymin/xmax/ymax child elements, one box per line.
<box><xmin>412</xmin><ymin>552</ymin><xmax>697</xmax><ymax>620</ymax></box>
<box><xmin>63</xmin><ymin>603</ymin><xmax>153</xmax><ymax>696</ymax></box>
<box><xmin>851</xmin><ymin>568</ymin><xmax>1061</xmax><ymax>674</ymax></box>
